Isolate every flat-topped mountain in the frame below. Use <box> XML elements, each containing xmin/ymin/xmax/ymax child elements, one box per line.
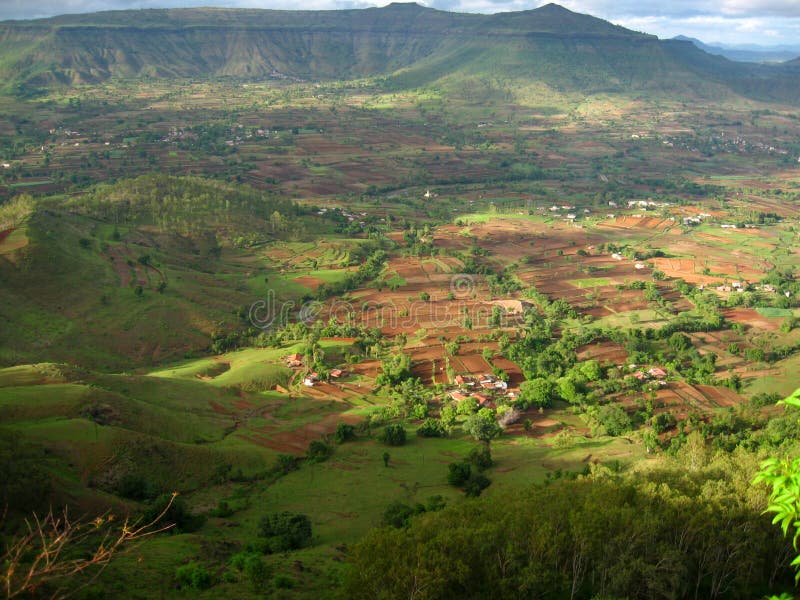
<box><xmin>0</xmin><ymin>3</ymin><xmax>798</xmax><ymax>102</ymax></box>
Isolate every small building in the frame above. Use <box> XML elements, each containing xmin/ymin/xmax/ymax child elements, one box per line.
<box><xmin>330</xmin><ymin>368</ymin><xmax>346</xmax><ymax>378</ymax></box>
<box><xmin>648</xmin><ymin>367</ymin><xmax>667</xmax><ymax>379</ymax></box>
<box><xmin>632</xmin><ymin>371</ymin><xmax>647</xmax><ymax>381</ymax></box>
<box><xmin>450</xmin><ymin>391</ymin><xmax>470</xmax><ymax>402</ymax></box>
<box><xmin>454</xmin><ymin>375</ymin><xmax>467</xmax><ymax>386</ymax></box>
<box><xmin>634</xmin><ymin>263</ymin><xmax>645</xmax><ymax>270</ymax></box>
<box><xmin>494</xmin><ymin>380</ymin><xmax>508</xmax><ymax>391</ymax></box>
<box><xmin>286</xmin><ymin>353</ymin><xmax>303</xmax><ymax>367</ymax></box>
<box><xmin>303</xmin><ymin>378</ymin><xmax>315</xmax><ymax>387</ymax></box>
<box><xmin>474</xmin><ymin>393</ymin><xmax>494</xmax><ymax>409</ymax></box>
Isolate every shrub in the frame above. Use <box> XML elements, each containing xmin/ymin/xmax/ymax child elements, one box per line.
<box><xmin>464</xmin><ymin>473</ymin><xmax>492</xmax><ymax>497</ymax></box>
<box><xmin>382</xmin><ymin>501</ymin><xmax>424</xmax><ymax>529</ymax></box>
<box><xmin>307</xmin><ymin>440</ymin><xmax>333</xmax><ymax>463</ymax></box>
<box><xmin>380</xmin><ymin>424</ymin><xmax>407</xmax><ymax>446</ymax></box>
<box><xmin>417</xmin><ymin>419</ymin><xmax>447</xmax><ymax>438</ymax></box>
<box><xmin>143</xmin><ymin>494</ymin><xmax>204</xmax><ymax>533</ymax></box>
<box><xmin>243</xmin><ymin>555</ymin><xmax>271</xmax><ymax>591</ymax></box>
<box><xmin>258</xmin><ymin>512</ymin><xmax>312</xmax><ymax>552</ymax></box>
<box><xmin>468</xmin><ymin>445</ymin><xmax>493</xmax><ymax>471</ymax></box>
<box><xmin>447</xmin><ymin>462</ymin><xmax>471</xmax><ymax>487</ymax></box>
<box><xmin>334</xmin><ymin>423</ymin><xmax>357</xmax><ymax>444</ymax></box>
<box><xmin>274</xmin><ymin>453</ymin><xmax>299</xmax><ymax>475</ymax></box>
<box><xmin>175</xmin><ymin>562</ymin><xmax>212</xmax><ymax>591</ymax></box>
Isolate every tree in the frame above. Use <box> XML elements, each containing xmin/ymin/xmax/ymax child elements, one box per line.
<box><xmin>380</xmin><ymin>424</ymin><xmax>407</xmax><ymax>446</ymax></box>
<box><xmin>417</xmin><ymin>419</ymin><xmax>447</xmax><ymax>438</ymax></box>
<box><xmin>518</xmin><ymin>378</ymin><xmax>557</xmax><ymax>409</ymax></box>
<box><xmin>595</xmin><ymin>404</ymin><xmax>632</xmax><ymax>436</ymax></box>
<box><xmin>444</xmin><ymin>341</ymin><xmax>461</xmax><ymax>356</ymax></box>
<box><xmin>468</xmin><ymin>445</ymin><xmax>493</xmax><ymax>471</ymax></box>
<box><xmin>376</xmin><ymin>353</ymin><xmax>412</xmax><ymax>387</ymax></box>
<box><xmin>463</xmin><ymin>410</ymin><xmax>501</xmax><ymax>442</ymax></box>
<box><xmin>754</xmin><ymin>388</ymin><xmax>800</xmax><ymax>583</ymax></box>
<box><xmin>447</xmin><ymin>462</ymin><xmax>471</xmax><ymax>486</ymax></box>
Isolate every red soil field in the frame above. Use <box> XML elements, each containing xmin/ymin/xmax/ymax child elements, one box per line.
<box><xmin>293</xmin><ymin>276</ymin><xmax>325</xmax><ymax>290</ymax></box>
<box><xmin>577</xmin><ymin>341</ymin><xmax>628</xmax><ymax>364</ymax></box>
<box><xmin>723</xmin><ymin>308</ymin><xmax>781</xmax><ymax>331</ymax></box>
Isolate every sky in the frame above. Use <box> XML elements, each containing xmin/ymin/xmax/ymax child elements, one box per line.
<box><xmin>1</xmin><ymin>0</ymin><xmax>799</xmax><ymax>47</ymax></box>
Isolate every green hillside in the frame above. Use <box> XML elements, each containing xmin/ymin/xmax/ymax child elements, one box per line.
<box><xmin>0</xmin><ymin>3</ymin><xmax>797</xmax><ymax>104</ymax></box>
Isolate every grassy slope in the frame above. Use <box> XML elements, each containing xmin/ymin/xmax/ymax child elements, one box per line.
<box><xmin>0</xmin><ymin>4</ymin><xmax>796</xmax><ymax>105</ymax></box>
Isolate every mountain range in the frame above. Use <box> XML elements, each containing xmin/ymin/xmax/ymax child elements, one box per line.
<box><xmin>672</xmin><ymin>36</ymin><xmax>800</xmax><ymax>64</ymax></box>
<box><xmin>0</xmin><ymin>3</ymin><xmax>799</xmax><ymax>103</ymax></box>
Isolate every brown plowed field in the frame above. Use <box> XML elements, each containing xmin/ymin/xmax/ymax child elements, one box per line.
<box><xmin>723</xmin><ymin>308</ymin><xmax>781</xmax><ymax>331</ymax></box>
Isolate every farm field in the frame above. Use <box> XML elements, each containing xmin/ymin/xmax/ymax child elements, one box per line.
<box><xmin>1</xmin><ymin>13</ymin><xmax>800</xmax><ymax>596</ymax></box>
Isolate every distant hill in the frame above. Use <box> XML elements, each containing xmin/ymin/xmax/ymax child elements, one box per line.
<box><xmin>673</xmin><ymin>35</ymin><xmax>800</xmax><ymax>64</ymax></box>
<box><xmin>0</xmin><ymin>3</ymin><xmax>799</xmax><ymax>103</ymax></box>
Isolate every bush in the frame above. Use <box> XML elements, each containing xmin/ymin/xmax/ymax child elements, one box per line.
<box><xmin>595</xmin><ymin>404</ymin><xmax>632</xmax><ymax>437</ymax></box>
<box><xmin>464</xmin><ymin>473</ymin><xmax>492</xmax><ymax>497</ymax></box>
<box><xmin>382</xmin><ymin>501</ymin><xmax>425</xmax><ymax>528</ymax></box>
<box><xmin>274</xmin><ymin>453</ymin><xmax>299</xmax><ymax>475</ymax></box>
<box><xmin>468</xmin><ymin>445</ymin><xmax>493</xmax><ymax>471</ymax></box>
<box><xmin>750</xmin><ymin>392</ymin><xmax>781</xmax><ymax>408</ymax></box>
<box><xmin>175</xmin><ymin>562</ymin><xmax>212</xmax><ymax>591</ymax></box>
<box><xmin>651</xmin><ymin>412</ymin><xmax>677</xmax><ymax>434</ymax></box>
<box><xmin>243</xmin><ymin>555</ymin><xmax>271</xmax><ymax>591</ymax></box>
<box><xmin>307</xmin><ymin>439</ymin><xmax>333</xmax><ymax>463</ymax></box>
<box><xmin>334</xmin><ymin>423</ymin><xmax>357</xmax><ymax>444</ymax></box>
<box><xmin>143</xmin><ymin>494</ymin><xmax>205</xmax><ymax>533</ymax></box>
<box><xmin>417</xmin><ymin>419</ymin><xmax>447</xmax><ymax>438</ymax></box>
<box><xmin>380</xmin><ymin>424</ymin><xmax>407</xmax><ymax>446</ymax></box>
<box><xmin>116</xmin><ymin>474</ymin><xmax>159</xmax><ymax>501</ymax></box>
<box><xmin>447</xmin><ymin>462</ymin><xmax>472</xmax><ymax>487</ymax></box>
<box><xmin>258</xmin><ymin>512</ymin><xmax>313</xmax><ymax>552</ymax></box>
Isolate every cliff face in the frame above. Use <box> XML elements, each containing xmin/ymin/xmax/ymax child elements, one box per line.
<box><xmin>0</xmin><ymin>3</ymin><xmax>798</xmax><ymax>104</ymax></box>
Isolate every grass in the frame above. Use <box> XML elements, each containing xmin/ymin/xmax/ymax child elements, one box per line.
<box><xmin>568</xmin><ymin>276</ymin><xmax>613</xmax><ymax>288</ymax></box>
<box><xmin>756</xmin><ymin>307</ymin><xmax>794</xmax><ymax>318</ymax></box>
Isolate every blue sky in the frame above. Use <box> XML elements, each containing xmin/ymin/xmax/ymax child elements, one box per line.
<box><xmin>1</xmin><ymin>0</ymin><xmax>799</xmax><ymax>46</ymax></box>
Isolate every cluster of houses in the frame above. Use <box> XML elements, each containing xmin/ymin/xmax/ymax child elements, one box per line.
<box><xmin>314</xmin><ymin>207</ymin><xmax>369</xmax><ymax>224</ymax></box>
<box><xmin>448</xmin><ymin>374</ymin><xmax>518</xmax><ymax>410</ymax></box>
<box><xmin>284</xmin><ymin>352</ymin><xmax>347</xmax><ymax>388</ymax></box>
<box><xmin>609</xmin><ymin>251</ymin><xmax>646</xmax><ymax>270</ymax></box>
<box><xmin>698</xmin><ymin>281</ymin><xmax>790</xmax><ymax>297</ymax></box>
<box><xmin>629</xmin><ymin>366</ymin><xmax>668</xmax><ymax>386</ymax></box>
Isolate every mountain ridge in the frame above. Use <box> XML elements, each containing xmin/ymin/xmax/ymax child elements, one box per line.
<box><xmin>0</xmin><ymin>3</ymin><xmax>797</xmax><ymax>104</ymax></box>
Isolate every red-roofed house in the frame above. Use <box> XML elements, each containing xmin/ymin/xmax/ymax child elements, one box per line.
<box><xmin>286</xmin><ymin>353</ymin><xmax>303</xmax><ymax>367</ymax></box>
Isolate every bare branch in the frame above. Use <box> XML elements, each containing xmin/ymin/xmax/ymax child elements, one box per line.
<box><xmin>2</xmin><ymin>493</ymin><xmax>178</xmax><ymax>599</ymax></box>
